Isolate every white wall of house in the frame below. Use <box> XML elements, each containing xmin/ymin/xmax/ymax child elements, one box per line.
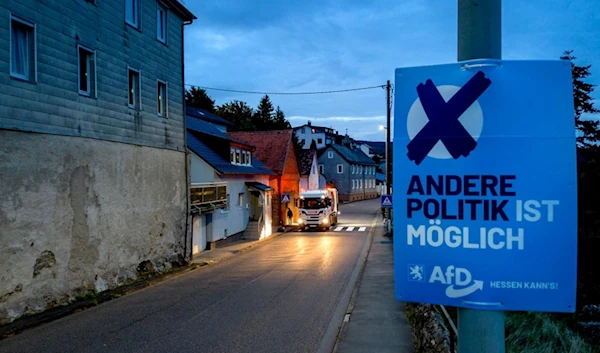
<box><xmin>308</xmin><ymin>155</ymin><xmax>319</xmax><ymax>190</ymax></box>
<box><xmin>191</xmin><ymin>154</ymin><xmax>217</xmax><ymax>182</ymax></box>
<box><xmin>189</xmin><ymin>153</ymin><xmax>272</xmax><ymax>246</ymax></box>
<box><xmin>295</xmin><ymin>127</ymin><xmax>326</xmax><ymax>149</ymax></box>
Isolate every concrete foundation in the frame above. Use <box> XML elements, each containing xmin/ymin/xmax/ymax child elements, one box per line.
<box><xmin>0</xmin><ymin>130</ymin><xmax>187</xmax><ymax>324</ymax></box>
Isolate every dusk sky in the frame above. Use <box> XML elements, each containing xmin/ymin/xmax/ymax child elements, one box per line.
<box><xmin>182</xmin><ymin>0</ymin><xmax>600</xmax><ymax>142</ymax></box>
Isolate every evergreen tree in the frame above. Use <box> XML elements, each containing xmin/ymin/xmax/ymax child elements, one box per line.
<box><xmin>252</xmin><ymin>95</ymin><xmax>275</xmax><ymax>130</ymax></box>
<box><xmin>273</xmin><ymin>106</ymin><xmax>291</xmax><ymax>129</ymax></box>
<box><xmin>185</xmin><ymin>87</ymin><xmax>216</xmax><ymax>113</ymax></box>
<box><xmin>561</xmin><ymin>50</ymin><xmax>600</xmax><ymax>149</ymax></box>
<box><xmin>215</xmin><ymin>100</ymin><xmax>254</xmax><ymax>131</ymax></box>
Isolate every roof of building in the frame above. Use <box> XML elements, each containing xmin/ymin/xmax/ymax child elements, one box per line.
<box><xmin>186</xmin><ymin>107</ymin><xmax>233</xmax><ymax>127</ymax></box>
<box><xmin>164</xmin><ymin>0</ymin><xmax>196</xmax><ymax>22</ymax></box>
<box><xmin>326</xmin><ymin>144</ymin><xmax>377</xmax><ymax>165</ymax></box>
<box><xmin>186</xmin><ymin>131</ymin><xmax>274</xmax><ymax>175</ymax></box>
<box><xmin>186</xmin><ymin>115</ymin><xmax>255</xmax><ymax>150</ymax></box>
<box><xmin>226</xmin><ymin>130</ymin><xmax>294</xmax><ymax>175</ymax></box>
<box><xmin>186</xmin><ymin>115</ymin><xmax>232</xmax><ymax>140</ymax></box>
<box><xmin>296</xmin><ymin>149</ymin><xmax>316</xmax><ymax>176</ymax></box>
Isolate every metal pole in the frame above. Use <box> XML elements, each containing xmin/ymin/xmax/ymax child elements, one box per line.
<box><xmin>385</xmin><ymin>80</ymin><xmax>391</xmax><ymax>195</ymax></box>
<box><xmin>457</xmin><ymin>1</ymin><xmax>504</xmax><ymax>353</ymax></box>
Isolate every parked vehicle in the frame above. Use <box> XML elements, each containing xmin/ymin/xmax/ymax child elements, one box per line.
<box><xmin>297</xmin><ymin>188</ymin><xmax>339</xmax><ymax>231</ymax></box>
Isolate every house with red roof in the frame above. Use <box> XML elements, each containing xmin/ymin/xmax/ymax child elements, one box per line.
<box><xmin>227</xmin><ymin>130</ymin><xmax>300</xmax><ymax>227</ymax></box>
<box><xmin>186</xmin><ymin>109</ymin><xmax>276</xmax><ymax>255</ymax></box>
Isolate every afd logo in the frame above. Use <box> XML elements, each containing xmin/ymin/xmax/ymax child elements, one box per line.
<box><xmin>406</xmin><ymin>71</ymin><xmax>492</xmax><ymax>165</ymax></box>
<box><xmin>430</xmin><ymin>265</ymin><xmax>483</xmax><ymax>299</ymax></box>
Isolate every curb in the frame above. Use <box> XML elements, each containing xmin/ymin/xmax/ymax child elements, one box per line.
<box><xmin>328</xmin><ymin>213</ymin><xmax>381</xmax><ymax>353</ymax></box>
<box><xmin>0</xmin><ymin>226</ymin><xmax>298</xmax><ymax>340</ymax></box>
<box><xmin>330</xmin><ymin>215</ymin><xmax>381</xmax><ymax>353</ymax></box>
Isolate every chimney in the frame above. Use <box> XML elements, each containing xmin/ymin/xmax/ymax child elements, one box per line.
<box><xmin>307</xmin><ymin>121</ymin><xmax>312</xmax><ymax>127</ymax></box>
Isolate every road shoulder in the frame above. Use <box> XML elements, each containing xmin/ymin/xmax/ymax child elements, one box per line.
<box><xmin>333</xmin><ymin>225</ymin><xmax>415</xmax><ymax>353</ymax></box>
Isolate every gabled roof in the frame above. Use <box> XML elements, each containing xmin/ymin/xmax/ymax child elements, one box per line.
<box><xmin>297</xmin><ymin>149</ymin><xmax>316</xmax><ymax>176</ymax></box>
<box><xmin>324</xmin><ymin>144</ymin><xmax>377</xmax><ymax>165</ymax></box>
<box><xmin>226</xmin><ymin>130</ymin><xmax>294</xmax><ymax>175</ymax></box>
<box><xmin>186</xmin><ymin>107</ymin><xmax>233</xmax><ymax>127</ymax></box>
<box><xmin>186</xmin><ymin>131</ymin><xmax>274</xmax><ymax>175</ymax></box>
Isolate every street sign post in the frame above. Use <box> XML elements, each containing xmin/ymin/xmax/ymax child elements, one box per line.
<box><xmin>381</xmin><ymin>194</ymin><xmax>393</xmax><ymax>208</ymax></box>
<box><xmin>281</xmin><ymin>194</ymin><xmax>291</xmax><ymax>204</ymax></box>
<box><xmin>392</xmin><ymin>59</ymin><xmax>577</xmax><ymax>313</ymax></box>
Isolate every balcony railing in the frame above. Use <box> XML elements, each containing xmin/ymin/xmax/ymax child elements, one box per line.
<box><xmin>190</xmin><ymin>182</ymin><xmax>227</xmax><ymax>213</ymax></box>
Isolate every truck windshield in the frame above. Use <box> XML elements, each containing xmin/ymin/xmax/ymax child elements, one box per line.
<box><xmin>299</xmin><ymin>198</ymin><xmax>327</xmax><ymax>209</ymax></box>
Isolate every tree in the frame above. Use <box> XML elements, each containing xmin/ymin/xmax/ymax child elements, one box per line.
<box><xmin>185</xmin><ymin>87</ymin><xmax>216</xmax><ymax>113</ymax></box>
<box><xmin>252</xmin><ymin>95</ymin><xmax>275</xmax><ymax>130</ymax></box>
<box><xmin>215</xmin><ymin>100</ymin><xmax>254</xmax><ymax>131</ymax></box>
<box><xmin>561</xmin><ymin>50</ymin><xmax>600</xmax><ymax>149</ymax></box>
<box><xmin>273</xmin><ymin>106</ymin><xmax>291</xmax><ymax>129</ymax></box>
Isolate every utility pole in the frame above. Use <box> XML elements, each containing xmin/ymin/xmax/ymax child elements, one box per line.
<box><xmin>385</xmin><ymin>80</ymin><xmax>391</xmax><ymax>196</ymax></box>
<box><xmin>457</xmin><ymin>1</ymin><xmax>504</xmax><ymax>353</ymax></box>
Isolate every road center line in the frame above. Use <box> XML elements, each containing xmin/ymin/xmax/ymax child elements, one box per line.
<box><xmin>346</xmin><ymin>227</ymin><xmax>355</xmax><ymax>231</ymax></box>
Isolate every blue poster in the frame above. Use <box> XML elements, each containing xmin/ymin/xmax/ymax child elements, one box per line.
<box><xmin>393</xmin><ymin>59</ymin><xmax>577</xmax><ymax>313</ymax></box>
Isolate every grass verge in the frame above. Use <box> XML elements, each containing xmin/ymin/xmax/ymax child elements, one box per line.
<box><xmin>505</xmin><ymin>312</ymin><xmax>599</xmax><ymax>353</ymax></box>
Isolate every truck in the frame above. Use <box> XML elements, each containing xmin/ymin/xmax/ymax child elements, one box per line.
<box><xmin>296</xmin><ymin>188</ymin><xmax>339</xmax><ymax>231</ymax></box>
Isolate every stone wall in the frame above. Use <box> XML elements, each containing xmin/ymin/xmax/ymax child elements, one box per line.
<box><xmin>406</xmin><ymin>303</ymin><xmax>455</xmax><ymax>353</ymax></box>
<box><xmin>0</xmin><ymin>130</ymin><xmax>188</xmax><ymax>325</ymax></box>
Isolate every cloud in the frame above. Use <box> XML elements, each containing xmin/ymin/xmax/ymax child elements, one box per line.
<box><xmin>183</xmin><ymin>0</ymin><xmax>600</xmax><ymax>142</ymax></box>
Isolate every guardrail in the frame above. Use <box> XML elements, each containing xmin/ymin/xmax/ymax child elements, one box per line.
<box><xmin>435</xmin><ymin>305</ymin><xmax>458</xmax><ymax>352</ymax></box>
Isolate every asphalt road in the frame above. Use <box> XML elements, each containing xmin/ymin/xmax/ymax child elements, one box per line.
<box><xmin>0</xmin><ymin>199</ymin><xmax>381</xmax><ymax>353</ymax></box>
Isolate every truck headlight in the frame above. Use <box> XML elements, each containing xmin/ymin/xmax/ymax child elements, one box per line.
<box><xmin>322</xmin><ymin>218</ymin><xmax>329</xmax><ymax>225</ymax></box>
<box><xmin>298</xmin><ymin>219</ymin><xmax>303</xmax><ymax>224</ymax></box>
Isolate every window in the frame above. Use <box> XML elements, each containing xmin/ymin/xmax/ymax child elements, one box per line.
<box><xmin>238</xmin><ymin>193</ymin><xmax>244</xmax><ymax>208</ymax></box>
<box><xmin>157</xmin><ymin>80</ymin><xmax>167</xmax><ymax>116</ymax></box>
<box><xmin>125</xmin><ymin>0</ymin><xmax>140</xmax><ymax>28</ymax></box>
<box><xmin>352</xmin><ymin>180</ymin><xmax>355</xmax><ymax>189</ymax></box>
<box><xmin>328</xmin><ymin>151</ymin><xmax>333</xmax><ymax>159</ymax></box>
<box><xmin>128</xmin><ymin>67</ymin><xmax>141</xmax><ymax>109</ymax></box>
<box><xmin>230</xmin><ymin>148</ymin><xmax>235</xmax><ymax>163</ymax></box>
<box><xmin>360</xmin><ymin>166</ymin><xmax>363</xmax><ymax>174</ymax></box>
<box><xmin>10</xmin><ymin>16</ymin><xmax>36</xmax><ymax>82</ymax></box>
<box><xmin>312</xmin><ymin>165</ymin><xmax>316</xmax><ymax>174</ymax></box>
<box><xmin>157</xmin><ymin>2</ymin><xmax>167</xmax><ymax>43</ymax></box>
<box><xmin>337</xmin><ymin>164</ymin><xmax>343</xmax><ymax>174</ymax></box>
<box><xmin>77</xmin><ymin>45</ymin><xmax>95</xmax><ymax>97</ymax></box>
<box><xmin>319</xmin><ymin>164</ymin><xmax>324</xmax><ymax>174</ymax></box>
<box><xmin>311</xmin><ymin>128</ymin><xmax>316</xmax><ymax>134</ymax></box>
<box><xmin>246</xmin><ymin>151</ymin><xmax>252</xmax><ymax>165</ymax></box>
<box><xmin>360</xmin><ymin>179</ymin><xmax>363</xmax><ymax>189</ymax></box>
<box><xmin>235</xmin><ymin>149</ymin><xmax>241</xmax><ymax>164</ymax></box>
<box><xmin>317</xmin><ymin>138</ymin><xmax>323</xmax><ymax>144</ymax></box>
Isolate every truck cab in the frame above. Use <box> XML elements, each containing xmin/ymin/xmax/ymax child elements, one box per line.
<box><xmin>297</xmin><ymin>188</ymin><xmax>339</xmax><ymax>231</ymax></box>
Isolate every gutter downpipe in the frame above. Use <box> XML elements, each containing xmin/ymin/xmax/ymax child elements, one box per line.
<box><xmin>182</xmin><ymin>19</ymin><xmax>193</xmax><ymax>262</ymax></box>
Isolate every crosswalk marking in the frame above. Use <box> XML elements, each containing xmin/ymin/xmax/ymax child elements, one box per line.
<box><xmin>332</xmin><ymin>226</ymin><xmax>368</xmax><ymax>232</ymax></box>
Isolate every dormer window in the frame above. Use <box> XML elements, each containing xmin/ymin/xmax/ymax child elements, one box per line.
<box><xmin>230</xmin><ymin>147</ymin><xmax>252</xmax><ymax>166</ymax></box>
